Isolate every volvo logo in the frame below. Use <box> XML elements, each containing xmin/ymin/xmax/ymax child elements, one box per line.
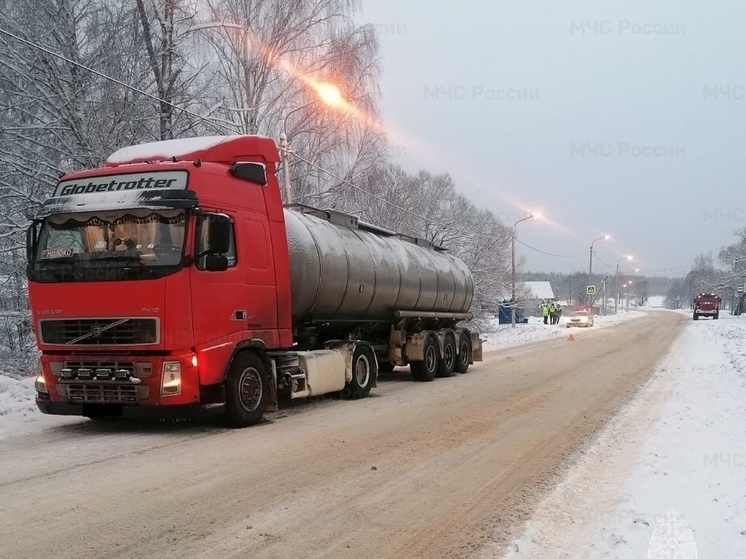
<box><xmin>91</xmin><ymin>327</ymin><xmax>102</xmax><ymax>338</ymax></box>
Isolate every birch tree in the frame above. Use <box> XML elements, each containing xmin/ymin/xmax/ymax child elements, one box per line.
<box><xmin>199</xmin><ymin>0</ymin><xmax>385</xmax><ymax>203</ymax></box>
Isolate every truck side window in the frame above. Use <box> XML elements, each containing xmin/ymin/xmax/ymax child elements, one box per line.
<box><xmin>195</xmin><ymin>214</ymin><xmax>237</xmax><ymax>270</ymax></box>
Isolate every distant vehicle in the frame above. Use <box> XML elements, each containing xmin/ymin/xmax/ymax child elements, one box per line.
<box><xmin>566</xmin><ymin>309</ymin><xmax>594</xmax><ymax>328</ymax></box>
<box><xmin>693</xmin><ymin>293</ymin><xmax>721</xmax><ymax>320</ymax></box>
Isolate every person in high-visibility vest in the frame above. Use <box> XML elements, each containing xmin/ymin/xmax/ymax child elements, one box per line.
<box><xmin>541</xmin><ymin>301</ymin><xmax>549</xmax><ymax>324</ymax></box>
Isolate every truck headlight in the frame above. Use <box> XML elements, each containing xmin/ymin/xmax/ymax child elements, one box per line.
<box><xmin>161</xmin><ymin>362</ymin><xmax>182</xmax><ymax>396</ymax></box>
<box><xmin>35</xmin><ymin>373</ymin><xmax>48</xmax><ymax>393</ymax></box>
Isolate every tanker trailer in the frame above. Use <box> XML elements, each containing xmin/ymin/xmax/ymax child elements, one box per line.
<box><xmin>28</xmin><ymin>134</ymin><xmax>482</xmax><ymax>427</ymax></box>
<box><xmin>284</xmin><ymin>205</ymin><xmax>481</xmax><ymax>377</ymax></box>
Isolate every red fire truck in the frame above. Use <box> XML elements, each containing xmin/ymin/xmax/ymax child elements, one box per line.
<box><xmin>28</xmin><ymin>135</ymin><xmax>482</xmax><ymax>427</ymax></box>
<box><xmin>693</xmin><ymin>292</ymin><xmax>721</xmax><ymax>320</ymax></box>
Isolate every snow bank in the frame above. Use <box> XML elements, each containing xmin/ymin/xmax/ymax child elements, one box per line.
<box><xmin>0</xmin><ymin>375</ymin><xmax>83</xmax><ymax>440</ymax></box>
<box><xmin>481</xmin><ymin>311</ymin><xmax>646</xmax><ymax>352</ymax></box>
<box><xmin>491</xmin><ymin>314</ymin><xmax>746</xmax><ymax>558</ymax></box>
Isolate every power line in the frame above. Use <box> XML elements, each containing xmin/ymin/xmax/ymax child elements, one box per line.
<box><xmin>515</xmin><ymin>239</ymin><xmax>585</xmax><ymax>258</ymax></box>
<box><xmin>280</xmin><ymin>146</ymin><xmax>431</xmax><ymax>222</ymax></box>
<box><xmin>0</xmin><ymin>27</ymin><xmax>238</xmax><ymax>132</ymax></box>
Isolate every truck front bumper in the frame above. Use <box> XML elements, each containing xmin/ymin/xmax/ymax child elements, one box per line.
<box><xmin>36</xmin><ymin>397</ymin><xmax>225</xmax><ymax>420</ymax></box>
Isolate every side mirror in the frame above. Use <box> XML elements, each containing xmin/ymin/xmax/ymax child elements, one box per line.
<box><xmin>207</xmin><ymin>214</ymin><xmax>231</xmax><ymax>254</ymax></box>
<box><xmin>26</xmin><ymin>223</ymin><xmax>37</xmax><ymax>263</ymax></box>
<box><xmin>205</xmin><ymin>254</ymin><xmax>229</xmax><ymax>272</ymax></box>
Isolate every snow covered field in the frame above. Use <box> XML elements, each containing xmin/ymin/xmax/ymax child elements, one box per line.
<box><xmin>488</xmin><ymin>312</ymin><xmax>746</xmax><ymax>558</ymax></box>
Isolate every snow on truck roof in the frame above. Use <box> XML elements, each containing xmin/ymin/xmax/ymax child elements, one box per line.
<box><xmin>106</xmin><ymin>135</ymin><xmax>280</xmax><ymax>166</ymax></box>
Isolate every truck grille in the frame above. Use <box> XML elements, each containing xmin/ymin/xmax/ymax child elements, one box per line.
<box><xmin>40</xmin><ymin>318</ymin><xmax>159</xmax><ymax>345</ymax></box>
<box><xmin>66</xmin><ymin>383</ymin><xmax>142</xmax><ymax>403</ymax></box>
<box><xmin>51</xmin><ymin>361</ymin><xmax>152</xmax><ymax>403</ymax></box>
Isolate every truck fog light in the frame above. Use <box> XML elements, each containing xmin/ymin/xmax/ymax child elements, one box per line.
<box><xmin>35</xmin><ymin>373</ymin><xmax>48</xmax><ymax>393</ymax></box>
<box><xmin>161</xmin><ymin>362</ymin><xmax>182</xmax><ymax>396</ymax></box>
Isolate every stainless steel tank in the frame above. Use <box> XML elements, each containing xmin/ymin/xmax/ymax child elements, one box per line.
<box><xmin>284</xmin><ymin>208</ymin><xmax>474</xmax><ymax>324</ymax></box>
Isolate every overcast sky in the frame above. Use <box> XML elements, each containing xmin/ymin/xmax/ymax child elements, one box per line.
<box><xmin>356</xmin><ymin>0</ymin><xmax>745</xmax><ymax>276</ymax></box>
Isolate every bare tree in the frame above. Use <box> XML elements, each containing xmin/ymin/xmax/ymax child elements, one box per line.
<box><xmin>134</xmin><ymin>0</ymin><xmax>222</xmax><ymax>139</ymax></box>
<box><xmin>200</xmin><ymin>0</ymin><xmax>385</xmax><ymax>202</ymax></box>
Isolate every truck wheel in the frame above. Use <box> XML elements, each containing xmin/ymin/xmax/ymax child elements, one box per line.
<box><xmin>342</xmin><ymin>344</ymin><xmax>376</xmax><ymax>400</ymax></box>
<box><xmin>411</xmin><ymin>333</ymin><xmax>438</xmax><ymax>382</ymax></box>
<box><xmin>454</xmin><ymin>332</ymin><xmax>472</xmax><ymax>374</ymax></box>
<box><xmin>225</xmin><ymin>351</ymin><xmax>269</xmax><ymax>428</ymax></box>
<box><xmin>436</xmin><ymin>332</ymin><xmax>456</xmax><ymax>377</ymax></box>
<box><xmin>693</xmin><ymin>312</ymin><xmax>699</xmax><ymax>320</ymax></box>
<box><xmin>714</xmin><ymin>311</ymin><xmax>719</xmax><ymax>319</ymax></box>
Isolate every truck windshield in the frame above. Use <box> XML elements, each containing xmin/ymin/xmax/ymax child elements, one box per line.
<box><xmin>30</xmin><ymin>209</ymin><xmax>186</xmax><ymax>282</ymax></box>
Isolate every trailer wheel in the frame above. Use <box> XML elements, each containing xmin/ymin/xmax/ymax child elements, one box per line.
<box><xmin>342</xmin><ymin>345</ymin><xmax>376</xmax><ymax>400</ymax></box>
<box><xmin>436</xmin><ymin>332</ymin><xmax>457</xmax><ymax>377</ymax></box>
<box><xmin>225</xmin><ymin>352</ymin><xmax>269</xmax><ymax>428</ymax></box>
<box><xmin>411</xmin><ymin>333</ymin><xmax>438</xmax><ymax>382</ymax></box>
<box><xmin>454</xmin><ymin>332</ymin><xmax>472</xmax><ymax>374</ymax></box>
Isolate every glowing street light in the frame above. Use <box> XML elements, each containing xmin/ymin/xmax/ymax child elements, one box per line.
<box><xmin>589</xmin><ymin>234</ymin><xmax>610</xmax><ymax>279</ymax></box>
<box><xmin>280</xmin><ymin>81</ymin><xmax>347</xmax><ymax>203</ymax></box>
<box><xmin>314</xmin><ymin>83</ymin><xmax>345</xmax><ymax>107</ymax></box>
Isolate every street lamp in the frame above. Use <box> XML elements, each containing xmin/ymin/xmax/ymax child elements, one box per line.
<box><xmin>615</xmin><ymin>255</ymin><xmax>633</xmax><ymax>314</ymax></box>
<box><xmin>279</xmin><ymin>82</ymin><xmax>346</xmax><ymax>204</ymax></box>
<box><xmin>589</xmin><ymin>235</ymin><xmax>610</xmax><ymax>278</ymax></box>
<box><xmin>511</xmin><ymin>212</ymin><xmax>537</xmax><ymax>328</ymax></box>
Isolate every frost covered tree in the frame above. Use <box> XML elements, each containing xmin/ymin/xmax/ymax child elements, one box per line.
<box><xmin>199</xmin><ymin>0</ymin><xmax>385</xmax><ymax>204</ymax></box>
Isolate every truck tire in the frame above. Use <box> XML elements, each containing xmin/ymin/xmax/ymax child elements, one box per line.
<box><xmin>454</xmin><ymin>332</ymin><xmax>472</xmax><ymax>374</ymax></box>
<box><xmin>342</xmin><ymin>344</ymin><xmax>376</xmax><ymax>400</ymax></box>
<box><xmin>225</xmin><ymin>351</ymin><xmax>269</xmax><ymax>428</ymax></box>
<box><xmin>693</xmin><ymin>312</ymin><xmax>699</xmax><ymax>320</ymax></box>
<box><xmin>714</xmin><ymin>311</ymin><xmax>720</xmax><ymax>319</ymax></box>
<box><xmin>411</xmin><ymin>333</ymin><xmax>438</xmax><ymax>382</ymax></box>
<box><xmin>436</xmin><ymin>331</ymin><xmax>456</xmax><ymax>377</ymax></box>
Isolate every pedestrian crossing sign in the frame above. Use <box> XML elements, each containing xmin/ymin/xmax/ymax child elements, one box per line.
<box><xmin>586</xmin><ymin>285</ymin><xmax>596</xmax><ymax>295</ymax></box>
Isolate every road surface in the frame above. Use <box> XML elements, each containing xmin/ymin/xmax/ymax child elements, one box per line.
<box><xmin>0</xmin><ymin>312</ymin><xmax>685</xmax><ymax>559</ymax></box>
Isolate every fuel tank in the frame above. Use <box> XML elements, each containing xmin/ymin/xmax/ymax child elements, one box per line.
<box><xmin>284</xmin><ymin>208</ymin><xmax>474</xmax><ymax>325</ymax></box>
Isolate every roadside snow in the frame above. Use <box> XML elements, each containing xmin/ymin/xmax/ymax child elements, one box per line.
<box><xmin>0</xmin><ymin>375</ymin><xmax>82</xmax><ymax>440</ymax></box>
<box><xmin>489</xmin><ymin>313</ymin><xmax>746</xmax><ymax>558</ymax></box>
<box><xmin>481</xmin><ymin>310</ymin><xmax>646</xmax><ymax>352</ymax></box>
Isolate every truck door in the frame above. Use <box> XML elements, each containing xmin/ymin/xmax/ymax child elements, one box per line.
<box><xmin>189</xmin><ymin>212</ymin><xmax>278</xmax><ymax>385</ymax></box>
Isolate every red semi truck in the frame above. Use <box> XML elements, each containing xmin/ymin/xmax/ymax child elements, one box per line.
<box><xmin>28</xmin><ymin>135</ymin><xmax>482</xmax><ymax>427</ymax></box>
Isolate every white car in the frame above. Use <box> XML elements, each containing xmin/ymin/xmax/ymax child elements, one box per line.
<box><xmin>566</xmin><ymin>309</ymin><xmax>594</xmax><ymax>328</ymax></box>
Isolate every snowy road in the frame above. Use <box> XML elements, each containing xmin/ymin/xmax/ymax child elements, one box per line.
<box><xmin>0</xmin><ymin>312</ymin><xmax>684</xmax><ymax>559</ymax></box>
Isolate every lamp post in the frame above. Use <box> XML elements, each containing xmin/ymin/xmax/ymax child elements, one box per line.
<box><xmin>615</xmin><ymin>255</ymin><xmax>633</xmax><ymax>314</ymax></box>
<box><xmin>279</xmin><ymin>83</ymin><xmax>346</xmax><ymax>204</ymax></box>
<box><xmin>589</xmin><ymin>235</ymin><xmax>609</xmax><ymax>278</ymax></box>
<box><xmin>511</xmin><ymin>213</ymin><xmax>536</xmax><ymax>327</ymax></box>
